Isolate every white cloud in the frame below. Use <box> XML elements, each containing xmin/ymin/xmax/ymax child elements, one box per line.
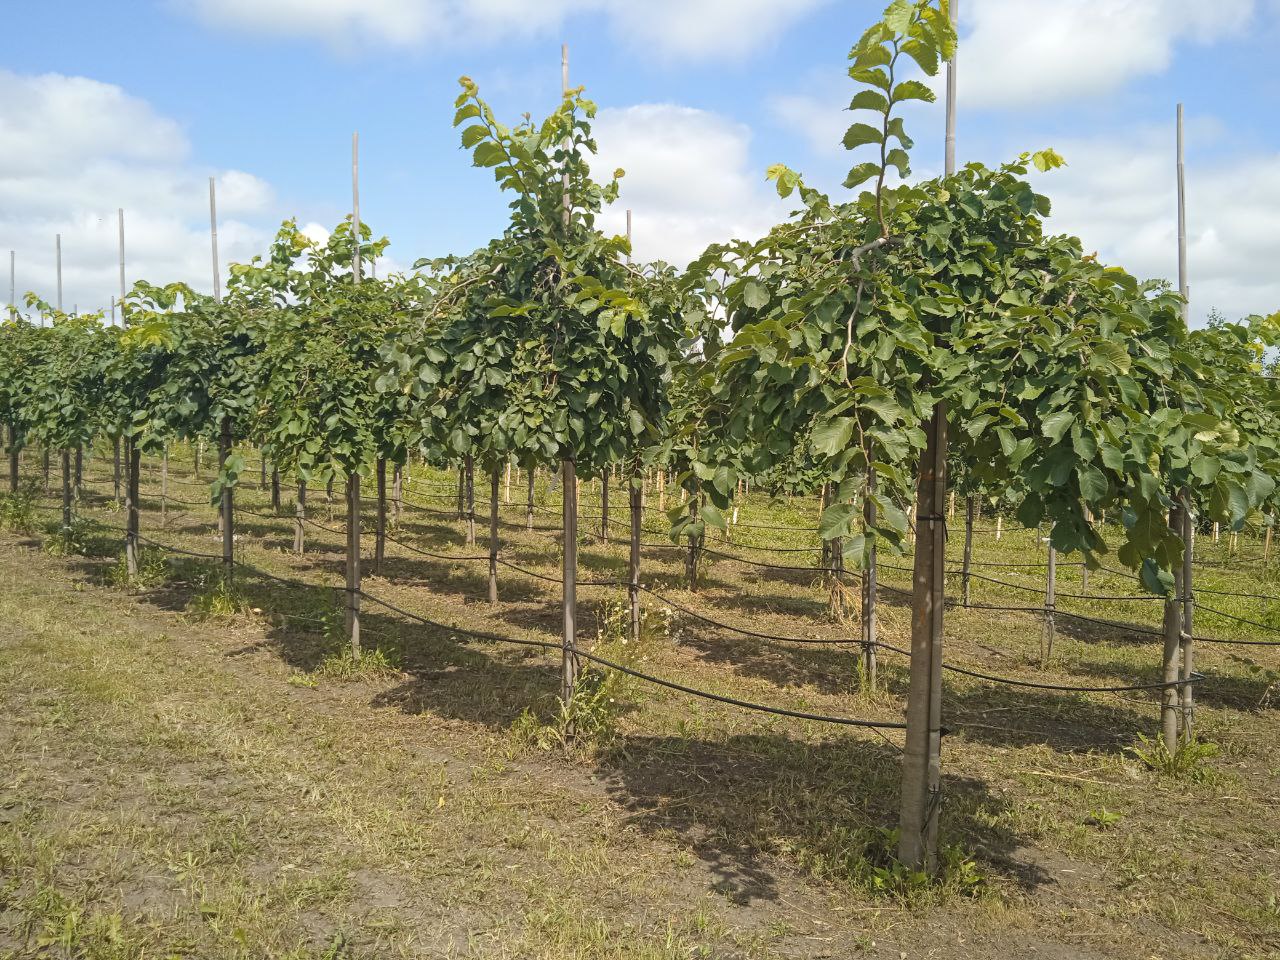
<box><xmin>591</xmin><ymin>104</ymin><xmax>787</xmax><ymax>267</ymax></box>
<box><xmin>1036</xmin><ymin>120</ymin><xmax>1280</xmax><ymax>323</ymax></box>
<box><xmin>183</xmin><ymin>0</ymin><xmax>830</xmax><ymax>60</ymax></box>
<box><xmin>0</xmin><ymin>70</ymin><xmax>275</xmax><ymax>315</ymax></box>
<box><xmin>960</xmin><ymin>0</ymin><xmax>1257</xmax><ymax>108</ymax></box>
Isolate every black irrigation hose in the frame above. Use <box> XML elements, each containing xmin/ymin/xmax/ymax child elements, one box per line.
<box><xmin>636</xmin><ymin>583</ymin><xmax>861</xmax><ymax>646</ymax></box>
<box><xmin>355</xmin><ymin>589</ymin><xmax>908</xmax><ymax>730</ymax></box>
<box><xmin>1192</xmin><ymin>602</ymin><xmax>1280</xmax><ymax>637</ymax></box>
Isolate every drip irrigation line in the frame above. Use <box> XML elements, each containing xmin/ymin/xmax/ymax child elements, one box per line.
<box><xmin>1192</xmin><ymin>602</ymin><xmax>1280</xmax><ymax>637</ymax></box>
<box><xmin>636</xmin><ymin>584</ymin><xmax>860</xmax><ymax>645</ymax></box>
<box><xmin>356</xmin><ymin>589</ymin><xmax>907</xmax><ymax>730</ymax></box>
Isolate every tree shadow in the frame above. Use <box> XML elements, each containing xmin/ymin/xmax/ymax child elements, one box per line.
<box><xmin>596</xmin><ymin>731</ymin><xmax>1051</xmax><ymax>904</ymax></box>
<box><xmin>944</xmin><ymin>682</ymin><xmax>1151</xmax><ymax>754</ymax></box>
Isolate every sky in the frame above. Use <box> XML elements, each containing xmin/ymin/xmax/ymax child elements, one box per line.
<box><xmin>2</xmin><ymin>0</ymin><xmax>1278</xmax><ymax>324</ymax></box>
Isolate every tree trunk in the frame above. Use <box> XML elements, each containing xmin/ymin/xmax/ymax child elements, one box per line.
<box><xmin>457</xmin><ymin>464</ymin><xmax>466</xmax><ymax>517</ymax></box>
<box><xmin>8</xmin><ymin>422</ymin><xmax>19</xmax><ymax>493</ymax></box>
<box><xmin>346</xmin><ymin>473</ymin><xmax>362</xmax><ymax>658</ymax></box>
<box><xmin>961</xmin><ymin>495</ymin><xmax>975</xmax><ymax>607</ymax></box>
<box><xmin>1162</xmin><ymin>499</ymin><xmax>1186</xmax><ymax>755</ymax></box>
<box><xmin>391</xmin><ymin>464</ymin><xmax>402</xmax><ymax>528</ymax></box>
<box><xmin>526</xmin><ymin>468</ymin><xmax>535</xmax><ymax>531</ymax></box>
<box><xmin>630</xmin><ymin>468</ymin><xmax>642</xmax><ymax>644</ymax></box>
<box><xmin>1179</xmin><ymin>491</ymin><xmax>1196</xmax><ymax>743</ymax></box>
<box><xmin>600</xmin><ymin>472</ymin><xmax>609</xmax><ymax>543</ymax></box>
<box><xmin>374</xmin><ymin>458</ymin><xmax>387</xmax><ymax>575</ymax></box>
<box><xmin>465</xmin><ymin>454</ymin><xmax>475</xmax><ymax>546</ymax></box>
<box><xmin>61</xmin><ymin>449</ymin><xmax>72</xmax><ymax>530</ymax></box>
<box><xmin>1042</xmin><ymin>540</ymin><xmax>1057</xmax><ymax>666</ymax></box>
<box><xmin>294</xmin><ymin>481</ymin><xmax>306</xmax><ymax>554</ymax></box>
<box><xmin>504</xmin><ymin>460</ymin><xmax>511</xmax><ymax>505</ymax></box>
<box><xmin>561</xmin><ymin>459</ymin><xmax>579</xmax><ymax>706</ymax></box>
<box><xmin>161</xmin><ymin>445</ymin><xmax>169</xmax><ymax>525</ymax></box>
<box><xmin>861</xmin><ymin>473</ymin><xmax>878</xmax><ymax>692</ymax></box>
<box><xmin>271</xmin><ymin>468</ymin><xmax>281</xmax><ymax>511</ymax></box>
<box><xmin>125</xmin><ymin>438</ymin><xmax>140</xmax><ymax>577</ymax></box>
<box><xmin>898</xmin><ymin>400</ymin><xmax>947</xmax><ymax>874</ymax></box>
<box><xmin>194</xmin><ymin>438</ymin><xmax>202</xmax><ymax>479</ymax></box>
<box><xmin>75</xmin><ymin>445</ymin><xmax>83</xmax><ymax>500</ymax></box>
<box><xmin>489</xmin><ymin>468</ymin><xmax>500</xmax><ymax>605</ymax></box>
<box><xmin>686</xmin><ymin>494</ymin><xmax>699</xmax><ymax>591</ymax></box>
<box><xmin>43</xmin><ymin>449</ymin><xmax>50</xmax><ymax>495</ymax></box>
<box><xmin>260</xmin><ymin>455</ymin><xmax>267</xmax><ymax>490</ymax></box>
<box><xmin>112</xmin><ymin>436</ymin><xmax>121</xmax><ymax>504</ymax></box>
<box><xmin>219</xmin><ymin>418</ymin><xmax>234</xmax><ymax>582</ymax></box>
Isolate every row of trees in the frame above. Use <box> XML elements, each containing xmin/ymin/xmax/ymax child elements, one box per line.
<box><xmin>3</xmin><ymin>0</ymin><xmax>1278</xmax><ymax>874</ymax></box>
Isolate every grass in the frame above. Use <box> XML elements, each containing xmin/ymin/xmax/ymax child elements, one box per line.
<box><xmin>1</xmin><ymin>445</ymin><xmax>1278</xmax><ymax>957</ymax></box>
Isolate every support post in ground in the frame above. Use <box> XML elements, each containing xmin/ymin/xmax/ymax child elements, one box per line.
<box><xmin>861</xmin><ymin>472</ymin><xmax>878</xmax><ymax>692</ymax></box>
<box><xmin>561</xmin><ymin>458</ymin><xmax>579</xmax><ymax>706</ymax></box>
<box><xmin>489</xmin><ymin>467</ymin><xmax>500</xmax><ymax>605</ymax></box>
<box><xmin>219</xmin><ymin>418</ymin><xmax>234</xmax><ymax>583</ymax></box>
<box><xmin>1162</xmin><ymin>499</ymin><xmax>1186</xmax><ymax>755</ymax></box>
<box><xmin>629</xmin><ymin>465</ymin><xmax>642</xmax><ymax>644</ymax></box>
<box><xmin>294</xmin><ymin>481</ymin><xmax>306</xmax><ymax>554</ymax></box>
<box><xmin>125</xmin><ymin>438</ymin><xmax>140</xmax><ymax>577</ymax></box>
<box><xmin>961</xmin><ymin>494</ymin><xmax>974</xmax><ymax>607</ymax></box>
<box><xmin>346</xmin><ymin>472</ymin><xmax>362</xmax><ymax>658</ymax></box>
<box><xmin>374</xmin><ymin>457</ymin><xmax>387</xmax><ymax>575</ymax></box>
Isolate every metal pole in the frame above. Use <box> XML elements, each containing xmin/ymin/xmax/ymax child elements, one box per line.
<box><xmin>209</xmin><ymin>178</ymin><xmax>221</xmax><ymax>302</ymax></box>
<box><xmin>55</xmin><ymin>235</ymin><xmax>63</xmax><ymax>313</ymax></box>
<box><xmin>1176</xmin><ymin>103</ymin><xmax>1189</xmax><ymax>323</ymax></box>
<box><xmin>9</xmin><ymin>250</ymin><xmax>15</xmax><ymax>319</ymax></box>
<box><xmin>352</xmin><ymin>132</ymin><xmax>361</xmax><ymax>282</ymax></box>
<box><xmin>118</xmin><ymin>209</ymin><xmax>126</xmax><ymax>305</ymax></box>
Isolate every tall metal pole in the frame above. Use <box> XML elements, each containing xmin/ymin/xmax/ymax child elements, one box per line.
<box><xmin>209</xmin><ymin>177</ymin><xmax>221</xmax><ymax>302</ymax></box>
<box><xmin>1176</xmin><ymin>104</ymin><xmax>1189</xmax><ymax>324</ymax></box>
<box><xmin>9</xmin><ymin>250</ymin><xmax>15</xmax><ymax>319</ymax></box>
<box><xmin>899</xmin><ymin>0</ymin><xmax>956</xmax><ymax>875</ymax></box>
<box><xmin>117</xmin><ymin>209</ymin><xmax>126</xmax><ymax>306</ymax></box>
<box><xmin>55</xmin><ymin>235</ymin><xmax>63</xmax><ymax>313</ymax></box>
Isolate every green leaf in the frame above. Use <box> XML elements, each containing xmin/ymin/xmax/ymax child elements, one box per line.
<box><xmin>842</xmin><ymin>122</ymin><xmax>884</xmax><ymax>150</ymax></box>
<box><xmin>849</xmin><ymin>90</ymin><xmax>890</xmax><ymax>114</ymax></box>
<box><xmin>1041</xmin><ymin>410</ymin><xmax>1074</xmax><ymax>443</ymax></box>
<box><xmin>819</xmin><ymin>501</ymin><xmax>858</xmax><ymax>541</ymax></box>
<box><xmin>460</xmin><ymin>124</ymin><xmax>489</xmax><ymax>148</ymax></box>
<box><xmin>844</xmin><ymin>162</ymin><xmax>882</xmax><ymax>189</ymax></box>
<box><xmin>741</xmin><ymin>280</ymin><xmax>769</xmax><ymax>310</ymax></box>
<box><xmin>890</xmin><ymin>79</ymin><xmax>935</xmax><ymax>104</ymax></box>
<box><xmin>812</xmin><ymin>417</ymin><xmax>855</xmax><ymax>457</ymax></box>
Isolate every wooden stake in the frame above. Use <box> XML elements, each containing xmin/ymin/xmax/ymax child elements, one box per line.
<box><xmin>861</xmin><ymin>472</ymin><xmax>878</xmax><ymax>691</ymax></box>
<box><xmin>489</xmin><ymin>467</ymin><xmax>500</xmax><ymax>605</ymax></box>
<box><xmin>465</xmin><ymin>454</ymin><xmax>476</xmax><ymax>545</ymax></box>
<box><xmin>1042</xmin><ymin>539</ymin><xmax>1057</xmax><ymax>665</ymax></box>
<box><xmin>220</xmin><ymin>417</ymin><xmax>234</xmax><ymax>582</ymax></box>
<box><xmin>1161</xmin><ymin>500</ymin><xmax>1185</xmax><ymax>754</ymax></box>
<box><xmin>526</xmin><ymin>467</ymin><xmax>535</xmax><ymax>532</ymax></box>
<box><xmin>1179</xmin><ymin>491</ymin><xmax>1196</xmax><ymax>742</ymax></box>
<box><xmin>375</xmin><ymin>458</ymin><xmax>387</xmax><ymax>575</ymax></box>
<box><xmin>125</xmin><ymin>438</ymin><xmax>140</xmax><ymax>577</ymax></box>
<box><xmin>346</xmin><ymin>472</ymin><xmax>362</xmax><ymax>657</ymax></box>
<box><xmin>630</xmin><ymin>465</ymin><xmax>642</xmax><ymax>644</ymax></box>
<box><xmin>294</xmin><ymin>481</ymin><xmax>306</xmax><ymax>554</ymax></box>
<box><xmin>601</xmin><ymin>471</ymin><xmax>609</xmax><ymax>542</ymax></box>
<box><xmin>961</xmin><ymin>495</ymin><xmax>974</xmax><ymax>607</ymax></box>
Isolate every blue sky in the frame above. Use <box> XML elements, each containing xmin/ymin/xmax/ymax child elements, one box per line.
<box><xmin>3</xmin><ymin>0</ymin><xmax>1278</xmax><ymax>322</ymax></box>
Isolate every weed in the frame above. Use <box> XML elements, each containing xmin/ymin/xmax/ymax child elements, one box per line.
<box><xmin>187</xmin><ymin>567</ymin><xmax>251</xmax><ymax>619</ymax></box>
<box><xmin>1129</xmin><ymin>733</ymin><xmax>1220</xmax><ymax>782</ymax></box>
<box><xmin>0</xmin><ymin>480</ymin><xmax>41</xmax><ymax>533</ymax></box>
<box><xmin>104</xmin><ymin>546</ymin><xmax>169</xmax><ymax>590</ymax></box>
<box><xmin>1085</xmin><ymin>807</ymin><xmax>1123</xmax><ymax>829</ymax></box>
<box><xmin>42</xmin><ymin>516</ymin><xmax>95</xmax><ymax>557</ymax></box>
<box><xmin>313</xmin><ymin>645</ymin><xmax>402</xmax><ymax>681</ymax></box>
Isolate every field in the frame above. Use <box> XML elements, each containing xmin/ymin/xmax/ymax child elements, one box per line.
<box><xmin>2</xmin><ymin>446</ymin><xmax>1279</xmax><ymax>959</ymax></box>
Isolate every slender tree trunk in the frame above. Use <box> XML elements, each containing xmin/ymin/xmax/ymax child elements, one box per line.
<box><xmin>161</xmin><ymin>445</ymin><xmax>169</xmax><ymax>525</ymax></box>
<box><xmin>260</xmin><ymin>455</ymin><xmax>267</xmax><ymax>490</ymax></box>
<box><xmin>346</xmin><ymin>473</ymin><xmax>362</xmax><ymax>658</ymax></box>
<box><xmin>194</xmin><ymin>438</ymin><xmax>202</xmax><ymax>479</ymax></box>
<box><xmin>374</xmin><ymin>458</ymin><xmax>387</xmax><ymax>575</ymax></box>
<box><xmin>1042</xmin><ymin>541</ymin><xmax>1057</xmax><ymax>666</ymax></box>
<box><xmin>898</xmin><ymin>400</ymin><xmax>947</xmax><ymax>874</ymax></box>
<box><xmin>601</xmin><ymin>472</ymin><xmax>609</xmax><ymax>543</ymax></box>
<box><xmin>112</xmin><ymin>436</ymin><xmax>121</xmax><ymax>504</ymax></box>
<box><xmin>488</xmin><ymin>468</ymin><xmax>500</xmax><ymax>605</ymax></box>
<box><xmin>294</xmin><ymin>481</ymin><xmax>306</xmax><ymax>554</ymax></box>
<box><xmin>465</xmin><ymin>454</ymin><xmax>475</xmax><ymax>546</ymax></box>
<box><xmin>457</xmin><ymin>465</ymin><xmax>465</xmax><ymax>517</ymax></box>
<box><xmin>561</xmin><ymin>459</ymin><xmax>579</xmax><ymax>706</ymax></box>
<box><xmin>271</xmin><ymin>468</ymin><xmax>281</xmax><ymax>511</ymax></box>
<box><xmin>526</xmin><ymin>468</ymin><xmax>535</xmax><ymax>531</ymax></box>
<box><xmin>125</xmin><ymin>438</ymin><xmax>140</xmax><ymax>577</ymax></box>
<box><xmin>961</xmin><ymin>495</ymin><xmax>974</xmax><ymax>607</ymax></box>
<box><xmin>391</xmin><ymin>464</ymin><xmax>402</xmax><ymax>528</ymax></box>
<box><xmin>861</xmin><ymin>474</ymin><xmax>878</xmax><ymax>692</ymax></box>
<box><xmin>504</xmin><ymin>460</ymin><xmax>512</xmax><ymax>505</ymax></box>
<box><xmin>43</xmin><ymin>449</ymin><xmax>50</xmax><ymax>495</ymax></box>
<box><xmin>8</xmin><ymin>422</ymin><xmax>19</xmax><ymax>493</ymax></box>
<box><xmin>74</xmin><ymin>445</ymin><xmax>83</xmax><ymax>500</ymax></box>
<box><xmin>219</xmin><ymin>418</ymin><xmax>233</xmax><ymax>582</ymax></box>
<box><xmin>686</xmin><ymin>494</ymin><xmax>699</xmax><ymax>591</ymax></box>
<box><xmin>630</xmin><ymin>467</ymin><xmax>642</xmax><ymax>644</ymax></box>
<box><xmin>1179</xmin><ymin>491</ymin><xmax>1196</xmax><ymax>742</ymax></box>
<box><xmin>61</xmin><ymin>449</ymin><xmax>72</xmax><ymax>530</ymax></box>
<box><xmin>326</xmin><ymin>476</ymin><xmax>334</xmax><ymax>504</ymax></box>
<box><xmin>1162</xmin><ymin>500</ymin><xmax>1186</xmax><ymax>755</ymax></box>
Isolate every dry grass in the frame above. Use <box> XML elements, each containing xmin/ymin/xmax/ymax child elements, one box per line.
<box><xmin>0</xmin><ymin>446</ymin><xmax>1278</xmax><ymax>958</ymax></box>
